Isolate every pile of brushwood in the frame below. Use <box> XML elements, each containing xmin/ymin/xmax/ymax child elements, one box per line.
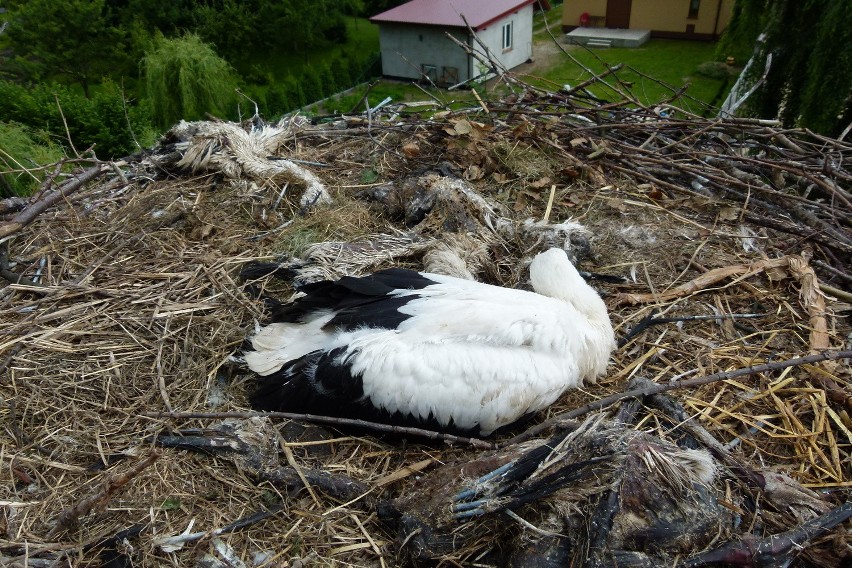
<box><xmin>1</xmin><ymin>65</ymin><xmax>851</xmax><ymax>567</ymax></box>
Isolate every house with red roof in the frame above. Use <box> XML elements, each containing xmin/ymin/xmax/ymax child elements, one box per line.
<box><xmin>370</xmin><ymin>0</ymin><xmax>541</xmax><ymax>86</ymax></box>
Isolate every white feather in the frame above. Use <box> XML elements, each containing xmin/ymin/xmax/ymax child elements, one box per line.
<box><xmin>244</xmin><ymin>310</ymin><xmax>334</xmax><ymax>374</ymax></box>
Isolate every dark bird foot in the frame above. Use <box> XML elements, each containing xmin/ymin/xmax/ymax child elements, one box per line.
<box><xmin>451</xmin><ymin>453</ymin><xmax>607</xmax><ymax>518</ymax></box>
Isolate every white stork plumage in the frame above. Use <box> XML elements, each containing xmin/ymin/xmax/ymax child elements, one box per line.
<box><xmin>245</xmin><ymin>248</ymin><xmax>615</xmax><ymax>435</ymax></box>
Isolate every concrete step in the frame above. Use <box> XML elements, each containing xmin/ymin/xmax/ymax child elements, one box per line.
<box><xmin>586</xmin><ymin>39</ymin><xmax>612</xmax><ymax>48</ymax></box>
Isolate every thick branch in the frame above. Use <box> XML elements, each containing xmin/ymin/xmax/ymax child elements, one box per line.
<box><xmin>0</xmin><ymin>164</ymin><xmax>109</xmax><ymax>240</ymax></box>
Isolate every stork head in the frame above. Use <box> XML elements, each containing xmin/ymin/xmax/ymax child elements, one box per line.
<box><xmin>529</xmin><ymin>248</ymin><xmax>610</xmax><ymax>322</ymax></box>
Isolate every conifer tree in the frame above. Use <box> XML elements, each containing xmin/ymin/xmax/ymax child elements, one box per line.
<box><xmin>718</xmin><ymin>0</ymin><xmax>851</xmax><ymax>136</ymax></box>
<box><xmin>4</xmin><ymin>0</ymin><xmax>126</xmax><ymax>97</ymax></box>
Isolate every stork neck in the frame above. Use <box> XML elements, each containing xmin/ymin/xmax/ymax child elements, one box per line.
<box><xmin>529</xmin><ymin>251</ymin><xmax>609</xmax><ymax>323</ymax></box>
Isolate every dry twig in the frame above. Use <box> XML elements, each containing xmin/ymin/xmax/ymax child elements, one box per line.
<box><xmin>47</xmin><ymin>451</ymin><xmax>161</xmax><ymax>538</ymax></box>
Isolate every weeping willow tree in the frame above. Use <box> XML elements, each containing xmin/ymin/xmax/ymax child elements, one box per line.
<box><xmin>142</xmin><ymin>34</ymin><xmax>239</xmax><ymax>129</ymax></box>
<box><xmin>717</xmin><ymin>0</ymin><xmax>851</xmax><ymax>137</ymax></box>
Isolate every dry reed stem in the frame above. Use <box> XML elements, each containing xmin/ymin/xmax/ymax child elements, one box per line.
<box><xmin>613</xmin><ymin>257</ymin><xmax>791</xmax><ymax>306</ymax></box>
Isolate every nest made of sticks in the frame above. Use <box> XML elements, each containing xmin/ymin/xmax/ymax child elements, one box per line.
<box><xmin>1</xmin><ymin>68</ymin><xmax>851</xmax><ymax>567</ymax></box>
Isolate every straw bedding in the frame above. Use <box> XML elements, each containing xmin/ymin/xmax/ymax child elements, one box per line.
<box><xmin>1</xmin><ymin>90</ymin><xmax>850</xmax><ymax>567</ymax></box>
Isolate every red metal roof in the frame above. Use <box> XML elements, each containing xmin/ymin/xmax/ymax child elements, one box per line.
<box><xmin>370</xmin><ymin>0</ymin><xmax>537</xmax><ymax>30</ymax></box>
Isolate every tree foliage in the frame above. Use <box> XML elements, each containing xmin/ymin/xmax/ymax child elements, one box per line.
<box><xmin>107</xmin><ymin>0</ymin><xmax>196</xmax><ymax>36</ymax></box>
<box><xmin>0</xmin><ymin>0</ymin><xmax>380</xmax><ymax>172</ymax></box>
<box><xmin>361</xmin><ymin>0</ymin><xmax>408</xmax><ymax>16</ymax></box>
<box><xmin>5</xmin><ymin>0</ymin><xmax>364</xmax><ymax>81</ymax></box>
<box><xmin>4</xmin><ymin>0</ymin><xmax>128</xmax><ymax>97</ymax></box>
<box><xmin>181</xmin><ymin>0</ymin><xmax>359</xmax><ymax>62</ymax></box>
<box><xmin>252</xmin><ymin>0</ymin><xmax>351</xmax><ymax>57</ymax></box>
<box><xmin>0</xmin><ymin>79</ymin><xmax>153</xmax><ymax>159</ymax></box>
<box><xmin>192</xmin><ymin>0</ymin><xmax>261</xmax><ymax>61</ymax></box>
<box><xmin>718</xmin><ymin>0</ymin><xmax>852</xmax><ymax>136</ymax></box>
<box><xmin>141</xmin><ymin>34</ymin><xmax>239</xmax><ymax>128</ymax></box>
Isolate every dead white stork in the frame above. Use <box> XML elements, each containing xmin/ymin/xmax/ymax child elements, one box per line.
<box><xmin>245</xmin><ymin>248</ymin><xmax>615</xmax><ymax>435</ymax></box>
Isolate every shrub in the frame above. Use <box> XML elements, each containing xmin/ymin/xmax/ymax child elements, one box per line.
<box><xmin>284</xmin><ymin>78</ymin><xmax>307</xmax><ymax>111</ymax></box>
<box><xmin>0</xmin><ymin>122</ymin><xmax>64</xmax><ymax>197</ymax></box>
<box><xmin>265</xmin><ymin>84</ymin><xmax>291</xmax><ymax>118</ymax></box>
<box><xmin>318</xmin><ymin>64</ymin><xmax>338</xmax><ymax>97</ymax></box>
<box><xmin>300</xmin><ymin>67</ymin><xmax>325</xmax><ymax>105</ymax></box>
<box><xmin>330</xmin><ymin>57</ymin><xmax>353</xmax><ymax>91</ymax></box>
<box><xmin>0</xmin><ymin>79</ymin><xmax>153</xmax><ymax>159</ymax></box>
<box><xmin>695</xmin><ymin>61</ymin><xmax>738</xmax><ymax>80</ymax></box>
<box><xmin>323</xmin><ymin>16</ymin><xmax>349</xmax><ymax>44</ymax></box>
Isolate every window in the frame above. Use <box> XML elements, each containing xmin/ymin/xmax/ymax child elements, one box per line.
<box><xmin>688</xmin><ymin>0</ymin><xmax>700</xmax><ymax>19</ymax></box>
<box><xmin>502</xmin><ymin>21</ymin><xmax>513</xmax><ymax>51</ymax></box>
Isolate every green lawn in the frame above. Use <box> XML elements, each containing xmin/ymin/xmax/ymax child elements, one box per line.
<box><xmin>531</xmin><ymin>38</ymin><xmax>730</xmax><ymax>113</ymax></box>
<box><xmin>318</xmin><ymin>38</ymin><xmax>731</xmax><ymax>117</ymax></box>
<box><xmin>528</xmin><ymin>4</ymin><xmax>730</xmax><ymax>112</ymax></box>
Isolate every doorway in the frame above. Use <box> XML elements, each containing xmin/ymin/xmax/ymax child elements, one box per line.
<box><xmin>606</xmin><ymin>0</ymin><xmax>632</xmax><ymax>28</ymax></box>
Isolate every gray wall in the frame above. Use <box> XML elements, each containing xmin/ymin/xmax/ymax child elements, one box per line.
<box><xmin>378</xmin><ymin>24</ymin><xmax>472</xmax><ymax>83</ymax></box>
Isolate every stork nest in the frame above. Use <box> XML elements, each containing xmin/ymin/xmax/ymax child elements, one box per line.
<box><xmin>1</xmin><ymin>68</ymin><xmax>851</xmax><ymax>567</ymax></box>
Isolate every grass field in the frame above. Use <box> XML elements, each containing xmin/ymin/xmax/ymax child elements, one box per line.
<box><xmin>527</xmin><ymin>3</ymin><xmax>730</xmax><ymax>111</ymax></box>
<box><xmin>533</xmin><ymin>38</ymin><xmax>730</xmax><ymax>113</ymax></box>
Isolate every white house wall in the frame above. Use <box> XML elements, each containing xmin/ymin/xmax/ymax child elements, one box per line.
<box><xmin>472</xmin><ymin>4</ymin><xmax>533</xmax><ymax>78</ymax></box>
<box><xmin>378</xmin><ymin>24</ymin><xmax>472</xmax><ymax>83</ymax></box>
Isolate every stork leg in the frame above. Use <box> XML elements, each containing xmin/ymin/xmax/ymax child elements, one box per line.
<box><xmin>451</xmin><ymin>454</ymin><xmax>608</xmax><ymax>518</ymax></box>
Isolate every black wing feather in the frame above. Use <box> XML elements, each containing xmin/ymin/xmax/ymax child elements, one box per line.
<box><xmin>271</xmin><ymin>268</ymin><xmax>438</xmax><ymax>330</ymax></box>
<box><xmin>251</xmin><ymin>347</ymin><xmax>366</xmax><ymax>415</ymax></box>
